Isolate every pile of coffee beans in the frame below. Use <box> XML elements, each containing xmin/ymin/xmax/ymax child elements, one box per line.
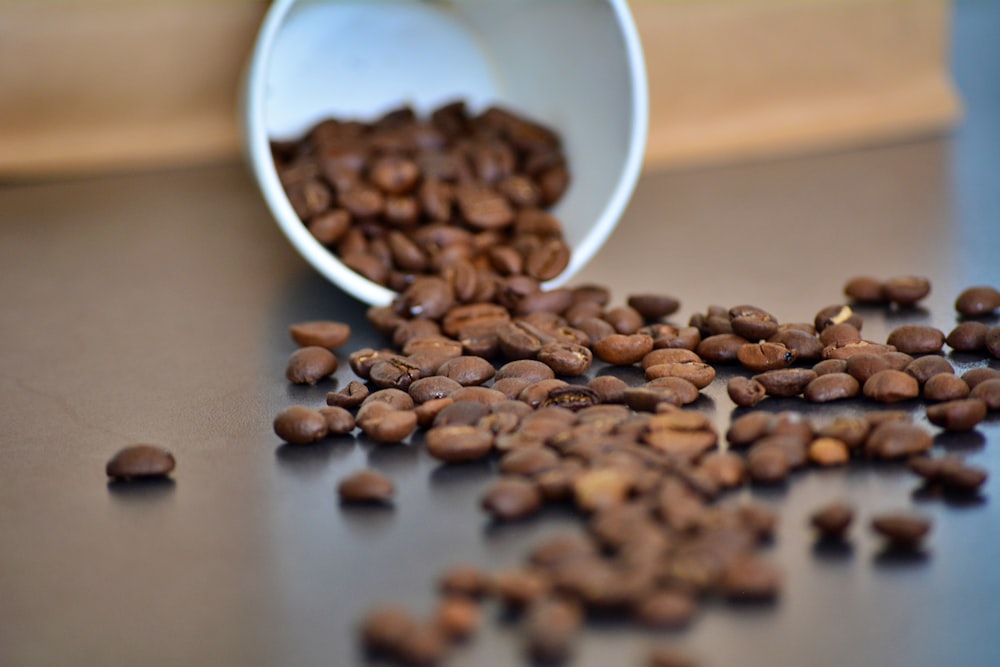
<box><xmin>271</xmin><ymin>102</ymin><xmax>572</xmax><ymax>291</ymax></box>
<box><xmin>269</xmin><ymin>269</ymin><xmax>997</xmax><ymax>665</ymax></box>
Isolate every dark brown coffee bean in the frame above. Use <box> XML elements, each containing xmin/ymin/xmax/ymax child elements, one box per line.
<box><xmin>645</xmin><ymin>361</ymin><xmax>716</xmax><ymax>389</ymax></box>
<box><xmin>537</xmin><ymin>342</ymin><xmax>593</xmax><ymax>376</ymax></box>
<box><xmin>287</xmin><ymin>177</ymin><xmax>332</xmax><ymax>219</ymax></box>
<box><xmin>627</xmin><ymin>293</ymin><xmax>680</xmax><ymax>320</ymax></box>
<box><xmin>955</xmin><ymin>285</ymin><xmax>1000</xmax><ymax>317</ymax></box>
<box><xmin>970</xmin><ymin>378</ymin><xmax>1000</xmax><ymax>410</ymax></box>
<box><xmin>414</xmin><ymin>397</ymin><xmax>454</xmax><ymax>428</ymax></box>
<box><xmin>871</xmin><ymin>511</ymin><xmax>932</xmax><ymax>548</ymax></box>
<box><xmin>721</xmin><ymin>558</ymin><xmax>781</xmax><ymax>601</ymax></box>
<box><xmin>454</xmin><ymin>183</ymin><xmax>514</xmax><ymax>229</ymax></box>
<box><xmin>327</xmin><ymin>380</ymin><xmax>369</xmax><ymax>409</ymax></box>
<box><xmin>289</xmin><ymin>320</ymin><xmax>351</xmax><ymax>349</ymax></box>
<box><xmin>809</xmin><ymin>501</ymin><xmax>854</xmax><ymax>539</ymax></box>
<box><xmin>318</xmin><ymin>406</ymin><xmax>355</xmax><ymax>434</ymax></box>
<box><xmin>768</xmin><ymin>328</ymin><xmax>823</xmax><ymax>361</ymax></box>
<box><xmin>491</xmin><ymin>377</ymin><xmax>531</xmax><ymax>400</ymax></box>
<box><xmin>883</xmin><ymin>276</ymin><xmax>931</xmax><ymax>305</ymax></box>
<box><xmin>865</xmin><ymin>421</ymin><xmax>932</xmax><ymax>459</ymax></box>
<box><xmin>105</xmin><ymin>444</ymin><xmax>176</xmax><ymax>479</ymax></box>
<box><xmin>359</xmin><ymin>605</ymin><xmax>419</xmax><ymax>657</ymax></box>
<box><xmin>602</xmin><ymin>305</ymin><xmax>644</xmax><ymax>335</ymax></box>
<box><xmin>369</xmin><ymin>356</ymin><xmax>423</xmax><ymax>390</ymax></box>
<box><xmin>963</xmin><ymin>367</ymin><xmax>1000</xmax><ymax>389</ymax></box>
<box><xmin>737</xmin><ymin>341</ymin><xmax>796</xmax><ymax>372</ymax></box>
<box><xmin>285</xmin><ymin>346</ymin><xmax>338</xmax><ymax>385</ymax></box>
<box><xmin>498</xmin><ymin>447</ymin><xmax>560</xmax><ymax>477</ymax></box>
<box><xmin>641</xmin><ymin>348</ymin><xmax>700</xmax><ymax>370</ymax></box>
<box><xmin>946</xmin><ymin>321</ymin><xmax>989</xmax><ymax>351</ymax></box>
<box><xmin>887</xmin><ymin>325</ymin><xmax>945</xmax><ymax>354</ymax></box>
<box><xmin>274</xmin><ymin>405</ymin><xmax>329</xmax><ymax>444</ymax></box>
<box><xmin>926</xmin><ymin>398</ymin><xmax>987</xmax><ymax>431</ymax></box>
<box><xmin>935</xmin><ymin>459</ymin><xmax>989</xmax><ymax>494</ymax></box>
<box><xmin>593</xmin><ymin>333</ymin><xmax>654</xmax><ymax>365</ymax></box>
<box><xmin>544</xmin><ymin>385</ymin><xmax>600</xmax><ymax>411</ymax></box>
<box><xmin>357</xmin><ymin>406</ymin><xmax>418</xmax><ymax>444</ymax></box>
<box><xmin>481</xmin><ymin>476</ymin><xmax>543</xmax><ymax>520</ymax></box>
<box><xmin>697</xmin><ymin>333</ymin><xmax>749</xmax><ymax>364</ymax></box>
<box><xmin>923</xmin><ymin>373</ymin><xmax>970</xmax><ymax>402</ymax></box>
<box><xmin>635</xmin><ymin>589</ymin><xmax>698</xmax><ymax>628</ymax></box>
<box><xmin>823</xmin><ymin>340</ymin><xmax>897</xmax><ymax>360</ymax></box>
<box><xmin>729</xmin><ymin>304</ymin><xmax>779</xmax><ymax>340</ymax></box>
<box><xmin>577</xmin><ymin>316</ymin><xmax>616</xmax><ymax>345</ymax></box>
<box><xmin>845</xmin><ymin>352</ymin><xmax>895</xmax><ymax>384</ymax></box>
<box><xmin>812</xmin><ymin>358</ymin><xmax>849</xmax><ymax>375</ymax></box>
<box><xmin>435</xmin><ymin>356</ymin><xmax>496</xmax><ymax>386</ymax></box>
<box><xmin>307</xmin><ymin>209</ymin><xmax>351</xmax><ymax>245</ymax></box>
<box><xmin>441</xmin><ymin>302</ymin><xmax>509</xmax><ymax>337</ymax></box>
<box><xmin>726</xmin><ymin>412</ymin><xmax>775</xmax><ymax>447</ymax></box>
<box><xmin>496</xmin><ymin>320</ymin><xmax>548</xmax><ymax>360</ymax></box>
<box><xmin>752</xmin><ymin>368</ymin><xmax>817</xmax><ymax>397</ymax></box>
<box><xmin>746</xmin><ymin>445</ymin><xmax>790</xmax><ymax>484</ymax></box>
<box><xmin>426</xmin><ymin>425</ymin><xmax>494</xmax><ymax>462</ymax></box>
<box><xmin>433</xmin><ymin>400</ymin><xmax>491</xmax><ymax>427</ymax></box>
<box><xmin>338</xmin><ymin>183</ymin><xmax>385</xmax><ymax>218</ymax></box>
<box><xmin>863</xmin><ymin>369</ymin><xmax>920</xmax><ymax>403</ymax></box>
<box><xmin>818</xmin><ymin>322</ymin><xmax>862</xmax><ymax>348</ymax></box>
<box><xmin>727</xmin><ymin>376</ymin><xmax>767</xmax><ymax>407</ymax></box>
<box><xmin>492</xmin><ymin>359</ymin><xmax>553</xmax><ymax>384</ymax></box>
<box><xmin>844</xmin><ymin>276</ymin><xmax>885</xmax><ymax>303</ymax></box>
<box><xmin>904</xmin><ymin>355</ymin><xmax>954</xmax><ymax>385</ymax></box>
<box><xmin>367</xmin><ymin>306</ymin><xmax>406</xmax><ymax>336</ymax></box>
<box><xmin>814</xmin><ymin>305</ymin><xmax>862</xmax><ymax>332</ymax></box>
<box><xmin>525</xmin><ymin>238</ymin><xmax>570</xmax><ymax>282</ymax></box>
<box><xmin>487</xmin><ymin>244</ymin><xmax>523</xmax><ymax>276</ymax></box>
<box><xmin>408</xmin><ymin>375</ymin><xmax>463</xmax><ymax>403</ymax></box>
<box><xmin>438</xmin><ymin>565</ymin><xmax>493</xmax><ymax>599</ymax></box>
<box><xmin>804</xmin><ymin>373</ymin><xmax>860</xmax><ymax>402</ymax></box>
<box><xmin>342</xmin><ymin>250</ymin><xmax>390</xmax><ymax>285</ymax></box>
<box><xmin>988</xmin><ymin>325</ymin><xmax>1000</xmax><ymax>358</ymax></box>
<box><xmin>587</xmin><ymin>375</ymin><xmax>629</xmax><ymax>404</ymax></box>
<box><xmin>369</xmin><ymin>155</ymin><xmax>419</xmax><ymax>195</ymax></box>
<box><xmin>396</xmin><ymin>276</ymin><xmax>455</xmax><ymax>320</ymax></box>
<box><xmin>648</xmin><ymin>646</ymin><xmax>700</xmax><ymax>667</ymax></box>
<box><xmin>337</xmin><ymin>469</ymin><xmax>394</xmax><ymax>503</ymax></box>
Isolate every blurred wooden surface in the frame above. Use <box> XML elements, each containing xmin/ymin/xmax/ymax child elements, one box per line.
<box><xmin>0</xmin><ymin>0</ymin><xmax>959</xmax><ymax>177</ymax></box>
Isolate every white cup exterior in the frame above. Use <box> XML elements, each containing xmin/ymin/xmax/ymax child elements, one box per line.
<box><xmin>244</xmin><ymin>0</ymin><xmax>648</xmax><ymax>306</ymax></box>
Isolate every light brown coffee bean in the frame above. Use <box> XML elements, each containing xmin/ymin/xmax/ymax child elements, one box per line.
<box><xmin>804</xmin><ymin>373</ymin><xmax>860</xmax><ymax>403</ymax></box>
<box><xmin>844</xmin><ymin>276</ymin><xmax>885</xmax><ymax>303</ymax></box>
<box><xmin>721</xmin><ymin>558</ymin><xmax>781</xmax><ymax>601</ymax></box>
<box><xmin>812</xmin><ymin>358</ymin><xmax>849</xmax><ymax>375</ymax></box>
<box><xmin>747</xmin><ymin>445</ymin><xmax>790</xmax><ymax>484</ymax></box>
<box><xmin>737</xmin><ymin>342</ymin><xmax>797</xmax><ymax>372</ymax></box>
<box><xmin>962</xmin><ymin>367</ymin><xmax>1000</xmax><ymax>389</ymax></box>
<box><xmin>863</xmin><ymin>369</ymin><xmax>920</xmax><ymax>403</ymax></box>
<box><xmin>645</xmin><ymin>361</ymin><xmax>716</xmax><ymax>389</ymax></box>
<box><xmin>362</xmin><ymin>388</ymin><xmax>415</xmax><ymax>411</ymax></box>
<box><xmin>307</xmin><ymin>209</ymin><xmax>351</xmax><ymax>245</ymax></box>
<box><xmin>593</xmin><ymin>334</ymin><xmax>654</xmax><ymax>365</ymax></box>
<box><xmin>414</xmin><ymin>398</ymin><xmax>454</xmax><ymax>428</ymax></box>
<box><xmin>699</xmin><ymin>451</ymin><xmax>747</xmax><ymax>487</ymax></box>
<box><xmin>926</xmin><ymin>398</ymin><xmax>987</xmax><ymax>431</ymax></box>
<box><xmin>105</xmin><ymin>444</ymin><xmax>176</xmax><ymax>479</ymax></box>
<box><xmin>946</xmin><ymin>321</ymin><xmax>989</xmax><ymax>352</ymax></box>
<box><xmin>955</xmin><ymin>285</ymin><xmax>1000</xmax><ymax>317</ymax></box>
<box><xmin>604</xmin><ymin>305</ymin><xmax>645</xmax><ymax>334</ymax></box>
<box><xmin>286</xmin><ymin>346</ymin><xmax>338</xmax><ymax>385</ymax></box>
<box><xmin>823</xmin><ymin>340</ymin><xmax>897</xmax><ymax>360</ymax></box>
<box><xmin>358</xmin><ymin>406</ymin><xmax>418</xmax><ymax>444</ymax></box>
<box><xmin>808</xmin><ymin>437</ymin><xmax>850</xmax><ymax>465</ymax></box>
<box><xmin>433</xmin><ymin>596</ymin><xmax>481</xmax><ymax>641</ymax></box>
<box><xmin>769</xmin><ymin>328</ymin><xmax>824</xmax><ymax>361</ymax></box>
<box><xmin>274</xmin><ymin>405</ymin><xmax>329</xmax><ymax>444</ymax></box>
<box><xmin>318</xmin><ymin>406</ymin><xmax>355</xmax><ymax>434</ymax></box>
<box><xmin>426</xmin><ymin>425</ymin><xmax>494</xmax><ymax>462</ymax></box>
<box><xmin>337</xmin><ymin>469</ymin><xmax>394</xmax><ymax>503</ymax></box>
<box><xmin>438</xmin><ymin>565</ymin><xmax>493</xmax><ymax>599</ymax></box>
<box><xmin>817</xmin><ymin>417</ymin><xmax>869</xmax><ymax>449</ymax></box>
<box><xmin>537</xmin><ymin>342</ymin><xmax>593</xmax><ymax>376</ymax></box>
<box><xmin>289</xmin><ymin>320</ymin><xmax>351</xmax><ymax>349</ymax></box>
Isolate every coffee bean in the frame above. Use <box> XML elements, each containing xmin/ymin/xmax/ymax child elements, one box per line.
<box><xmin>721</xmin><ymin>558</ymin><xmax>781</xmax><ymax>601</ymax></box>
<box><xmin>525</xmin><ymin>238</ymin><xmax>570</xmax><ymax>281</ymax></box>
<box><xmin>988</xmin><ymin>325</ymin><xmax>1000</xmax><ymax>358</ymax></box>
<box><xmin>844</xmin><ymin>276</ymin><xmax>885</xmax><ymax>303</ymax></box>
<box><xmin>433</xmin><ymin>596</ymin><xmax>480</xmax><ymax>642</ymax></box>
<box><xmin>808</xmin><ymin>436</ymin><xmax>850</xmax><ymax>465</ymax></box>
<box><xmin>922</xmin><ymin>373</ymin><xmax>970</xmax><ymax>402</ymax></box>
<box><xmin>729</xmin><ymin>304</ymin><xmax>779</xmax><ymax>340</ymax></box>
<box><xmin>804</xmin><ymin>373</ymin><xmax>860</xmax><ymax>403</ymax></box>
<box><xmin>523</xmin><ymin>597</ymin><xmax>582</xmax><ymax>663</ymax></box>
<box><xmin>752</xmin><ymin>368</ymin><xmax>817</xmax><ymax>398</ymax></box>
<box><xmin>425</xmin><ymin>425</ymin><xmax>494</xmax><ymax>462</ymax></box>
<box><xmin>737</xmin><ymin>341</ymin><xmax>797</xmax><ymax>372</ymax></box>
<box><xmin>363</xmin><ymin>388</ymin><xmax>415</xmax><ymax>411</ymax></box>
<box><xmin>955</xmin><ymin>285</ymin><xmax>1000</xmax><ymax>316</ymax></box>
<box><xmin>871</xmin><ymin>511</ymin><xmax>932</xmax><ymax>548</ymax></box>
<box><xmin>904</xmin><ymin>355</ymin><xmax>954</xmax><ymax>385</ymax></box>
<box><xmin>481</xmin><ymin>477</ymin><xmax>543</xmax><ymax>520</ymax></box>
<box><xmin>318</xmin><ymin>406</ymin><xmax>355</xmax><ymax>434</ymax></box>
<box><xmin>537</xmin><ymin>342</ymin><xmax>593</xmax><ymax>376</ymax></box>
<box><xmin>392</xmin><ymin>319</ymin><xmax>442</xmax><ymax>349</ymax></box>
<box><xmin>587</xmin><ymin>375</ymin><xmax>629</xmax><ymax>404</ymax></box>
<box><xmin>746</xmin><ymin>445</ymin><xmax>790</xmax><ymax>484</ymax></box>
<box><xmin>809</xmin><ymin>501</ymin><xmax>854</xmax><ymax>539</ymax></box>
<box><xmin>768</xmin><ymin>328</ymin><xmax>823</xmax><ymax>361</ymax></box>
<box><xmin>645</xmin><ymin>360</ymin><xmax>716</xmax><ymax>389</ymax></box>
<box><xmin>946</xmin><ymin>321</ymin><xmax>989</xmax><ymax>352</ymax></box>
<box><xmin>307</xmin><ymin>209</ymin><xmax>351</xmax><ymax>245</ymax></box>
<box><xmin>814</xmin><ymin>305</ymin><xmax>862</xmax><ymax>332</ymax></box>
<box><xmin>962</xmin><ymin>367</ymin><xmax>1000</xmax><ymax>390</ymax></box>
<box><xmin>498</xmin><ymin>448</ymin><xmax>560</xmax><ymax>478</ymax></box>
<box><xmin>813</xmin><ymin>358</ymin><xmax>849</xmax><ymax>375</ymax></box>
<box><xmin>518</xmin><ymin>378</ymin><xmax>569</xmax><ymax>409</ymax></box>
<box><xmin>863</xmin><ymin>369</ymin><xmax>920</xmax><ymax>403</ymax></box>
<box><xmin>289</xmin><ymin>320</ymin><xmax>351</xmax><ymax>349</ymax></box>
<box><xmin>627</xmin><ymin>293</ymin><xmax>681</xmax><ymax>320</ymax></box>
<box><xmin>845</xmin><ymin>352</ymin><xmax>895</xmax><ymax>384</ymax></box>
<box><xmin>635</xmin><ymin>589</ymin><xmax>698</xmax><ymax>628</ymax></box>
<box><xmin>823</xmin><ymin>340</ymin><xmax>897</xmax><ymax>360</ymax></box>
<box><xmin>327</xmin><ymin>380</ymin><xmax>369</xmax><ymax>409</ymax></box>
<box><xmin>886</xmin><ymin>325</ymin><xmax>945</xmax><ymax>355</ymax></box>
<box><xmin>105</xmin><ymin>444</ymin><xmax>175</xmax><ymax>479</ymax></box>
<box><xmin>626</xmin><ymin>380</ymin><xmax>699</xmax><ymax>411</ymax></box>
<box><xmin>274</xmin><ymin>405</ymin><xmax>329</xmax><ymax>444</ymax></box>
<box><xmin>360</xmin><ymin>605</ymin><xmax>419</xmax><ymax>657</ymax></box>
<box><xmin>434</xmin><ymin>356</ymin><xmax>495</xmax><ymax>386</ymax></box>
<box><xmin>937</xmin><ymin>460</ymin><xmax>989</xmax><ymax>494</ymax></box>
<box><xmin>369</xmin><ymin>356</ymin><xmax>423</xmax><ymax>390</ymax></box>
<box><xmin>605</xmin><ymin>305</ymin><xmax>645</xmax><ymax>335</ymax></box>
<box><xmin>593</xmin><ymin>333</ymin><xmax>654</xmax><ymax>365</ymax></box>
<box><xmin>544</xmin><ymin>385</ymin><xmax>600</xmax><ymax>411</ymax></box>
<box><xmin>408</xmin><ymin>375</ymin><xmax>463</xmax><ymax>403</ymax></box>
<box><xmin>883</xmin><ymin>276</ymin><xmax>931</xmax><ymax>306</ymax></box>
<box><xmin>697</xmin><ymin>333</ymin><xmax>749</xmax><ymax>364</ymax></box>
<box><xmin>285</xmin><ymin>346</ymin><xmax>338</xmax><ymax>385</ymax></box>
<box><xmin>357</xmin><ymin>405</ymin><xmax>418</xmax><ymax>444</ymax></box>
<box><xmin>969</xmin><ymin>378</ymin><xmax>1000</xmax><ymax>410</ymax></box>
<box><xmin>648</xmin><ymin>646</ymin><xmax>700</xmax><ymax>667</ymax></box>
<box><xmin>438</xmin><ymin>565</ymin><xmax>493</xmax><ymax>599</ymax></box>
<box><xmin>726</xmin><ymin>412</ymin><xmax>775</xmax><ymax>447</ymax></box>
<box><xmin>926</xmin><ymin>398</ymin><xmax>987</xmax><ymax>431</ymax></box>
<box><xmin>338</xmin><ymin>469</ymin><xmax>394</xmax><ymax>503</ymax></box>
<box><xmin>865</xmin><ymin>421</ymin><xmax>932</xmax><ymax>459</ymax></box>
<box><xmin>414</xmin><ymin>398</ymin><xmax>454</xmax><ymax>428</ymax></box>
<box><xmin>396</xmin><ymin>276</ymin><xmax>455</xmax><ymax>320</ymax></box>
<box><xmin>817</xmin><ymin>417</ymin><xmax>869</xmax><ymax>450</ymax></box>
<box><xmin>818</xmin><ymin>322</ymin><xmax>862</xmax><ymax>348</ymax></box>
<box><xmin>727</xmin><ymin>376</ymin><xmax>766</xmax><ymax>407</ymax></box>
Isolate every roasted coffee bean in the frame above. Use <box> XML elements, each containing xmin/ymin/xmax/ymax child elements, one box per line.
<box><xmin>922</xmin><ymin>373</ymin><xmax>970</xmax><ymax>402</ymax></box>
<box><xmin>396</xmin><ymin>276</ymin><xmax>455</xmax><ymax>320</ymax></box>
<box><xmin>628</xmin><ymin>293</ymin><xmax>681</xmax><ymax>320</ymax></box>
<box><xmin>318</xmin><ymin>406</ymin><xmax>356</xmax><ymax>434</ymax></box>
<box><xmin>105</xmin><ymin>444</ymin><xmax>176</xmax><ymax>479</ymax></box>
<box><xmin>438</xmin><ymin>565</ymin><xmax>493</xmax><ymax>599</ymax></box>
<box><xmin>808</xmin><ymin>437</ymin><xmax>850</xmax><ymax>465</ymax></box>
<box><xmin>635</xmin><ymin>589</ymin><xmax>698</xmax><ymax>628</ymax></box>
<box><xmin>887</xmin><ymin>325</ymin><xmax>945</xmax><ymax>355</ymax></box>
<box><xmin>697</xmin><ymin>333</ymin><xmax>749</xmax><ymax>364</ymax></box>
<box><xmin>327</xmin><ymin>380</ymin><xmax>369</xmax><ymax>409</ymax></box>
<box><xmin>863</xmin><ymin>369</ymin><xmax>920</xmax><ymax>403</ymax></box>
<box><xmin>348</xmin><ymin>347</ymin><xmax>390</xmax><ymax>379</ymax></box>
<box><xmin>746</xmin><ymin>445</ymin><xmax>790</xmax><ymax>484</ymax></box>
<box><xmin>845</xmin><ymin>352</ymin><xmax>896</xmax><ymax>384</ymax></box>
<box><xmin>544</xmin><ymin>385</ymin><xmax>600</xmax><ymax>411</ymax></box>
<box><xmin>433</xmin><ymin>400</ymin><xmax>491</xmax><ymax>427</ymax></box>
<box><xmin>496</xmin><ymin>320</ymin><xmax>547</xmax><ymax>360</ymax></box>
<box><xmin>988</xmin><ymin>325</ymin><xmax>1000</xmax><ymax>358</ymax></box>
<box><xmin>814</xmin><ymin>305</ymin><xmax>862</xmax><ymax>332</ymax></box>
<box><xmin>274</xmin><ymin>405</ymin><xmax>329</xmax><ymax>444</ymax></box>
<box><xmin>494</xmin><ymin>359</ymin><xmax>555</xmax><ymax>383</ymax></box>
<box><xmin>369</xmin><ymin>356</ymin><xmax>423</xmax><ymax>390</ymax></box>
<box><xmin>844</xmin><ymin>276</ymin><xmax>885</xmax><ymax>303</ymax></box>
<box><xmin>587</xmin><ymin>375</ymin><xmax>629</xmax><ymax>404</ymax></box>
<box><xmin>357</xmin><ymin>405</ymin><xmax>418</xmax><ymax>444</ymax></box>
<box><xmin>518</xmin><ymin>378</ymin><xmax>569</xmax><ymax>409</ymax></box>
<box><xmin>727</xmin><ymin>376</ymin><xmax>767</xmax><ymax>407</ymax></box>
<box><xmin>645</xmin><ymin>360</ymin><xmax>716</xmax><ymax>389</ymax></box>
<box><xmin>625</xmin><ymin>381</ymin><xmax>698</xmax><ymax>411</ymax></box>
<box><xmin>454</xmin><ymin>182</ymin><xmax>515</xmax><ymax>229</ymax></box>
<box><xmin>514</xmin><ymin>288</ymin><xmax>575</xmax><ymax>316</ymax></box>
<box><xmin>363</xmin><ymin>388</ymin><xmax>415</xmax><ymax>411</ymax></box>
<box><xmin>865</xmin><ymin>421</ymin><xmax>932</xmax><ymax>459</ymax></box>
<box><xmin>804</xmin><ymin>373</ymin><xmax>860</xmax><ymax>403</ymax></box>
<box><xmin>425</xmin><ymin>425</ymin><xmax>494</xmax><ymax>462</ymax></box>
<box><xmin>285</xmin><ymin>346</ymin><xmax>338</xmax><ymax>385</ymax></box>
<box><xmin>525</xmin><ymin>238</ymin><xmax>571</xmax><ymax>281</ymax></box>
<box><xmin>414</xmin><ymin>398</ymin><xmax>454</xmax><ymax>428</ymax></box>
<box><xmin>818</xmin><ymin>322</ymin><xmax>862</xmax><ymax>348</ymax></box>
<box><xmin>753</xmin><ymin>368</ymin><xmax>817</xmax><ymax>397</ymax></box>
<box><xmin>809</xmin><ymin>501</ymin><xmax>854</xmax><ymax>539</ymax></box>
<box><xmin>737</xmin><ymin>341</ymin><xmax>796</xmax><ymax>372</ymax></box>
<box><xmin>337</xmin><ymin>469</ymin><xmax>394</xmax><ymax>503</ymax></box>
<box><xmin>946</xmin><ymin>321</ymin><xmax>989</xmax><ymax>351</ymax></box>
<box><xmin>871</xmin><ymin>512</ymin><xmax>932</xmax><ymax>548</ymax></box>
<box><xmin>481</xmin><ymin>477</ymin><xmax>543</xmax><ymax>521</ymax></box>
<box><xmin>970</xmin><ymin>378</ymin><xmax>1000</xmax><ymax>410</ymax></box>
<box><xmin>904</xmin><ymin>355</ymin><xmax>954</xmax><ymax>385</ymax></box>
<box><xmin>883</xmin><ymin>276</ymin><xmax>931</xmax><ymax>305</ymax></box>
<box><xmin>391</xmin><ymin>319</ymin><xmax>441</xmax><ymax>349</ymax></box>
<box><xmin>823</xmin><ymin>340</ymin><xmax>897</xmax><ymax>360</ymax></box>
<box><xmin>577</xmin><ymin>316</ymin><xmax>616</xmax><ymax>345</ymax></box>
<box><xmin>433</xmin><ymin>596</ymin><xmax>481</xmax><ymax>642</ymax></box>
<box><xmin>441</xmin><ymin>302</ymin><xmax>509</xmax><ymax>337</ymax></box>
<box><xmin>537</xmin><ymin>342</ymin><xmax>593</xmax><ymax>376</ymax></box>
<box><xmin>593</xmin><ymin>333</ymin><xmax>654</xmax><ymax>365</ymax></box>
<box><xmin>408</xmin><ymin>375</ymin><xmax>463</xmax><ymax>403</ymax></box>
<box><xmin>726</xmin><ymin>411</ymin><xmax>775</xmax><ymax>447</ymax></box>
<box><xmin>926</xmin><ymin>398</ymin><xmax>987</xmax><ymax>431</ymax></box>
<box><xmin>499</xmin><ymin>447</ymin><xmax>560</xmax><ymax>477</ymax></box>
<box><xmin>524</xmin><ymin>597</ymin><xmax>582</xmax><ymax>663</ymax></box>
<box><xmin>289</xmin><ymin>320</ymin><xmax>351</xmax><ymax>349</ymax></box>
<box><xmin>648</xmin><ymin>646</ymin><xmax>700</xmax><ymax>667</ymax></box>
<box><xmin>817</xmin><ymin>417</ymin><xmax>869</xmax><ymax>450</ymax></box>
<box><xmin>435</xmin><ymin>356</ymin><xmax>496</xmax><ymax>386</ymax></box>
<box><xmin>641</xmin><ymin>348</ymin><xmax>700</xmax><ymax>370</ymax></box>
<box><xmin>768</xmin><ymin>328</ymin><xmax>823</xmax><ymax>361</ymax></box>
<box><xmin>359</xmin><ymin>605</ymin><xmax>419</xmax><ymax>657</ymax></box>
<box><xmin>729</xmin><ymin>305</ymin><xmax>779</xmax><ymax>340</ymax></box>
<box><xmin>911</xmin><ymin>456</ymin><xmax>989</xmax><ymax>494</ymax></box>
<box><xmin>307</xmin><ymin>209</ymin><xmax>351</xmax><ymax>245</ymax></box>
<box><xmin>604</xmin><ymin>305</ymin><xmax>645</xmax><ymax>334</ymax></box>
<box><xmin>955</xmin><ymin>285</ymin><xmax>1000</xmax><ymax>317</ymax></box>
<box><xmin>700</xmin><ymin>451</ymin><xmax>747</xmax><ymax>487</ymax></box>
<box><xmin>721</xmin><ymin>558</ymin><xmax>781</xmax><ymax>601</ymax></box>
<box><xmin>813</xmin><ymin>358</ymin><xmax>848</xmax><ymax>375</ymax></box>
<box><xmin>491</xmin><ymin>377</ymin><xmax>531</xmax><ymax>400</ymax></box>
<box><xmin>962</xmin><ymin>367</ymin><xmax>1000</xmax><ymax>389</ymax></box>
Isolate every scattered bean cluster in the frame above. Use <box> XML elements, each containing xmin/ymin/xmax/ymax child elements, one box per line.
<box><xmin>271</xmin><ymin>274</ymin><xmax>999</xmax><ymax>666</ymax></box>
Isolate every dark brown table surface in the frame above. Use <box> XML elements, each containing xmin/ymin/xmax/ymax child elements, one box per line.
<box><xmin>4</xmin><ymin>7</ymin><xmax>1000</xmax><ymax>666</ymax></box>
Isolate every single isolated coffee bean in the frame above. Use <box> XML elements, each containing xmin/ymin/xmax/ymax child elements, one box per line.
<box><xmin>955</xmin><ymin>285</ymin><xmax>1000</xmax><ymax>317</ymax></box>
<box><xmin>337</xmin><ymin>469</ymin><xmax>394</xmax><ymax>503</ymax></box>
<box><xmin>871</xmin><ymin>511</ymin><xmax>932</xmax><ymax>549</ymax></box>
<box><xmin>844</xmin><ymin>276</ymin><xmax>885</xmax><ymax>303</ymax></box>
<box><xmin>106</xmin><ymin>444</ymin><xmax>176</xmax><ymax>480</ymax></box>
<box><xmin>289</xmin><ymin>320</ymin><xmax>351</xmax><ymax>349</ymax></box>
<box><xmin>627</xmin><ymin>293</ymin><xmax>680</xmax><ymax>320</ymax></box>
<box><xmin>274</xmin><ymin>405</ymin><xmax>329</xmax><ymax>444</ymax></box>
<box><xmin>285</xmin><ymin>346</ymin><xmax>338</xmax><ymax>384</ymax></box>
<box><xmin>810</xmin><ymin>501</ymin><xmax>854</xmax><ymax>540</ymax></box>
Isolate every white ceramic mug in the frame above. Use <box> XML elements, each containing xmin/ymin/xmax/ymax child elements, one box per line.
<box><xmin>244</xmin><ymin>0</ymin><xmax>648</xmax><ymax>306</ymax></box>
